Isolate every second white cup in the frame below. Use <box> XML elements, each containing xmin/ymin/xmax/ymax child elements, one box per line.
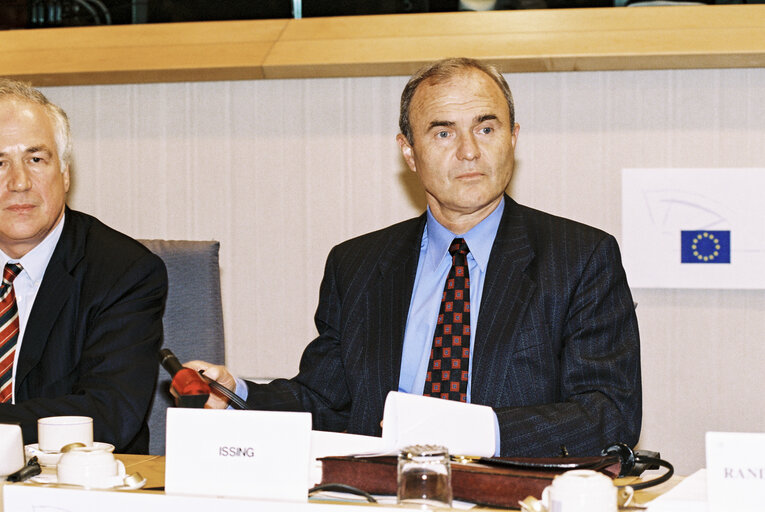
<box><xmin>57</xmin><ymin>446</ymin><xmax>125</xmax><ymax>489</ymax></box>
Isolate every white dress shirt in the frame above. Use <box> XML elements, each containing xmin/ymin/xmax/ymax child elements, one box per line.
<box><xmin>0</xmin><ymin>213</ymin><xmax>65</xmax><ymax>403</ymax></box>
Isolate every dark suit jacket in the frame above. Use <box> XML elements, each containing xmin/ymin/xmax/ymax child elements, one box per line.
<box><xmin>246</xmin><ymin>196</ymin><xmax>641</xmax><ymax>456</ymax></box>
<box><xmin>0</xmin><ymin>208</ymin><xmax>167</xmax><ymax>453</ymax></box>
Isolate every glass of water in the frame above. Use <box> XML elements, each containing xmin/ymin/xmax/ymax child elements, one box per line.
<box><xmin>397</xmin><ymin>444</ymin><xmax>452</xmax><ymax>509</ymax></box>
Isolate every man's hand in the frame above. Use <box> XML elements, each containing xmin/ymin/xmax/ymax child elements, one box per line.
<box><xmin>184</xmin><ymin>360</ymin><xmax>237</xmax><ymax>410</ymax></box>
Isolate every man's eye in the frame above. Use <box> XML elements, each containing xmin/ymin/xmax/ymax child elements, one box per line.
<box><xmin>479</xmin><ymin>127</ymin><xmax>493</xmax><ymax>134</ymax></box>
<box><xmin>437</xmin><ymin>131</ymin><xmax>449</xmax><ymax>138</ymax></box>
<box><xmin>30</xmin><ymin>157</ymin><xmax>44</xmax><ymax>163</ymax></box>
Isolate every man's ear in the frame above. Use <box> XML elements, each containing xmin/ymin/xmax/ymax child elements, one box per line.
<box><xmin>511</xmin><ymin>123</ymin><xmax>520</xmax><ymax>149</ymax></box>
<box><xmin>396</xmin><ymin>133</ymin><xmax>417</xmax><ymax>173</ymax></box>
<box><xmin>62</xmin><ymin>165</ymin><xmax>70</xmax><ymax>193</ymax></box>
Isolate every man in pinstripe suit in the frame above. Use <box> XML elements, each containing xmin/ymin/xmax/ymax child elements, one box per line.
<box><xmin>191</xmin><ymin>57</ymin><xmax>641</xmax><ymax>456</ymax></box>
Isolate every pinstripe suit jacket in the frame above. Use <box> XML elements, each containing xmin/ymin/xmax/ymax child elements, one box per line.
<box><xmin>246</xmin><ymin>196</ymin><xmax>641</xmax><ymax>456</ymax></box>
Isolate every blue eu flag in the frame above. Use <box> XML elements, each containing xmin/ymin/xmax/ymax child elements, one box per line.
<box><xmin>681</xmin><ymin>230</ymin><xmax>731</xmax><ymax>263</ymax></box>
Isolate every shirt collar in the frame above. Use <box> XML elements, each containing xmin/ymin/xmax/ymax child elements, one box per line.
<box><xmin>0</xmin><ymin>212</ymin><xmax>66</xmax><ymax>283</ymax></box>
<box><xmin>424</xmin><ymin>197</ymin><xmax>505</xmax><ymax>273</ymax></box>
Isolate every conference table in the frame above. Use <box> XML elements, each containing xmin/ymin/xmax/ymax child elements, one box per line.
<box><xmin>1</xmin><ymin>453</ymin><xmax>683</xmax><ymax>511</ymax></box>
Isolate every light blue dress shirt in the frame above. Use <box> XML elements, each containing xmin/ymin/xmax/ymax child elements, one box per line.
<box><xmin>397</xmin><ymin>199</ymin><xmax>505</xmax><ymax>400</ymax></box>
<box><xmin>399</xmin><ymin>201</ymin><xmax>505</xmax><ymax>456</ymax></box>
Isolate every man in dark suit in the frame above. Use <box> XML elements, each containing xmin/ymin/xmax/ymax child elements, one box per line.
<box><xmin>0</xmin><ymin>79</ymin><xmax>167</xmax><ymax>453</ymax></box>
<box><xmin>190</xmin><ymin>58</ymin><xmax>641</xmax><ymax>456</ymax></box>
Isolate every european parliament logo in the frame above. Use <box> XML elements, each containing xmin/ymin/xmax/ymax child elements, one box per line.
<box><xmin>681</xmin><ymin>230</ymin><xmax>731</xmax><ymax>264</ymax></box>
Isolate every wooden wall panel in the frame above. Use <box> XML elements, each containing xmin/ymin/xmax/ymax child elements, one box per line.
<box><xmin>3</xmin><ymin>6</ymin><xmax>764</xmax><ymax>85</ymax></box>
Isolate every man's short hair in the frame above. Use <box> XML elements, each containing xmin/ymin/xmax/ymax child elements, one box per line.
<box><xmin>0</xmin><ymin>78</ymin><xmax>72</xmax><ymax>170</ymax></box>
<box><xmin>399</xmin><ymin>57</ymin><xmax>515</xmax><ymax>146</ymax></box>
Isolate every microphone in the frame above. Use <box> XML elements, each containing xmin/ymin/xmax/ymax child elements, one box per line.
<box><xmin>159</xmin><ymin>348</ymin><xmax>211</xmax><ymax>408</ymax></box>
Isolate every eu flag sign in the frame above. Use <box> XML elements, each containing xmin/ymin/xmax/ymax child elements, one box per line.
<box><xmin>681</xmin><ymin>230</ymin><xmax>731</xmax><ymax>263</ymax></box>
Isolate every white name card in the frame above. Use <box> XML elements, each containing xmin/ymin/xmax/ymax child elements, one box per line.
<box><xmin>165</xmin><ymin>408</ymin><xmax>312</xmax><ymax>501</ymax></box>
<box><xmin>706</xmin><ymin>431</ymin><xmax>765</xmax><ymax>512</ymax></box>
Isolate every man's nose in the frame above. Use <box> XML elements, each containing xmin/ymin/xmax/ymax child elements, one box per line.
<box><xmin>6</xmin><ymin>163</ymin><xmax>33</xmax><ymax>192</ymax></box>
<box><xmin>456</xmin><ymin>133</ymin><xmax>480</xmax><ymax>160</ymax></box>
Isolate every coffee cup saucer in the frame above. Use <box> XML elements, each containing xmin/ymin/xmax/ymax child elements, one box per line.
<box><xmin>28</xmin><ymin>470</ymin><xmax>147</xmax><ymax>490</ymax></box>
<box><xmin>24</xmin><ymin>442</ymin><xmax>115</xmax><ymax>467</ymax></box>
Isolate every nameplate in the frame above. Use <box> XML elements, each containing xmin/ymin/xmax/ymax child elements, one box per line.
<box><xmin>165</xmin><ymin>408</ymin><xmax>312</xmax><ymax>501</ymax></box>
<box><xmin>706</xmin><ymin>431</ymin><xmax>765</xmax><ymax>512</ymax></box>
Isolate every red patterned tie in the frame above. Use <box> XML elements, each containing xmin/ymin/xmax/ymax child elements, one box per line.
<box><xmin>424</xmin><ymin>238</ymin><xmax>471</xmax><ymax>402</ymax></box>
<box><xmin>0</xmin><ymin>263</ymin><xmax>23</xmax><ymax>403</ymax></box>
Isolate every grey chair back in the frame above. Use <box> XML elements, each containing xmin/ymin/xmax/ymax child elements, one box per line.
<box><xmin>139</xmin><ymin>240</ymin><xmax>225</xmax><ymax>455</ymax></box>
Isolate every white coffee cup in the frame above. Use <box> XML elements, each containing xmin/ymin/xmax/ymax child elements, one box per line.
<box><xmin>37</xmin><ymin>416</ymin><xmax>94</xmax><ymax>452</ymax></box>
<box><xmin>542</xmin><ymin>469</ymin><xmax>623</xmax><ymax>512</ymax></box>
<box><xmin>57</xmin><ymin>446</ymin><xmax>125</xmax><ymax>489</ymax></box>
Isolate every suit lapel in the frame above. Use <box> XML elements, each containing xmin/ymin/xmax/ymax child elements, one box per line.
<box><xmin>366</xmin><ymin>216</ymin><xmax>425</xmax><ymax>404</ymax></box>
<box><xmin>16</xmin><ymin>209</ymin><xmax>85</xmax><ymax>386</ymax></box>
<box><xmin>471</xmin><ymin>197</ymin><xmax>537</xmax><ymax>406</ymax></box>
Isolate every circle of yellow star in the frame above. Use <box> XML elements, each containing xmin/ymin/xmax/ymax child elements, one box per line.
<box><xmin>691</xmin><ymin>232</ymin><xmax>722</xmax><ymax>261</ymax></box>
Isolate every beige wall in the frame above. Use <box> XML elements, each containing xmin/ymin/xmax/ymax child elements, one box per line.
<box><xmin>41</xmin><ymin>66</ymin><xmax>765</xmax><ymax>475</ymax></box>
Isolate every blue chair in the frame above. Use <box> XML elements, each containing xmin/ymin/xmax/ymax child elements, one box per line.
<box><xmin>139</xmin><ymin>240</ymin><xmax>225</xmax><ymax>455</ymax></box>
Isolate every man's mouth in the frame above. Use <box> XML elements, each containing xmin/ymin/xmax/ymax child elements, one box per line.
<box><xmin>5</xmin><ymin>203</ymin><xmax>36</xmax><ymax>213</ymax></box>
<box><xmin>456</xmin><ymin>171</ymin><xmax>484</xmax><ymax>179</ymax></box>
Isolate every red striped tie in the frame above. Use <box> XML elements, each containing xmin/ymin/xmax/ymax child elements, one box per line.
<box><xmin>0</xmin><ymin>263</ymin><xmax>23</xmax><ymax>403</ymax></box>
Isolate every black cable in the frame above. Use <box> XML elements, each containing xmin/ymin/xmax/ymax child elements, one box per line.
<box><xmin>619</xmin><ymin>455</ymin><xmax>674</xmax><ymax>491</ymax></box>
<box><xmin>197</xmin><ymin>370</ymin><xmax>252</xmax><ymax>410</ymax></box>
<box><xmin>309</xmin><ymin>483</ymin><xmax>378</xmax><ymax>503</ymax></box>
<box><xmin>601</xmin><ymin>443</ymin><xmax>674</xmax><ymax>490</ymax></box>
